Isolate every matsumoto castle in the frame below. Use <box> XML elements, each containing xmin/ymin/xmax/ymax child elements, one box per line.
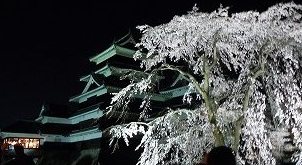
<box><xmin>0</xmin><ymin>33</ymin><xmax>191</xmax><ymax>165</ymax></box>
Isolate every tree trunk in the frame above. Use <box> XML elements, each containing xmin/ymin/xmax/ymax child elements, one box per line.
<box><xmin>213</xmin><ymin>126</ymin><xmax>225</xmax><ymax>146</ymax></box>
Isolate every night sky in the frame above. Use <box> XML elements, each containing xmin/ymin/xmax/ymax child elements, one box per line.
<box><xmin>0</xmin><ymin>0</ymin><xmax>300</xmax><ymax>128</ymax></box>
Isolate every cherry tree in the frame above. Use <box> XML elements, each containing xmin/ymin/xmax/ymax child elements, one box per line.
<box><xmin>107</xmin><ymin>3</ymin><xmax>302</xmax><ymax>165</ymax></box>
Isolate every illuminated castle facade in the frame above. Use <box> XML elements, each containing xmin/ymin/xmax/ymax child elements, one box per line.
<box><xmin>0</xmin><ymin>33</ymin><xmax>190</xmax><ymax>164</ymax></box>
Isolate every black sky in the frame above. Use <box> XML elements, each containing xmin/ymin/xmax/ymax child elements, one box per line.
<box><xmin>0</xmin><ymin>0</ymin><xmax>300</xmax><ymax>128</ymax></box>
